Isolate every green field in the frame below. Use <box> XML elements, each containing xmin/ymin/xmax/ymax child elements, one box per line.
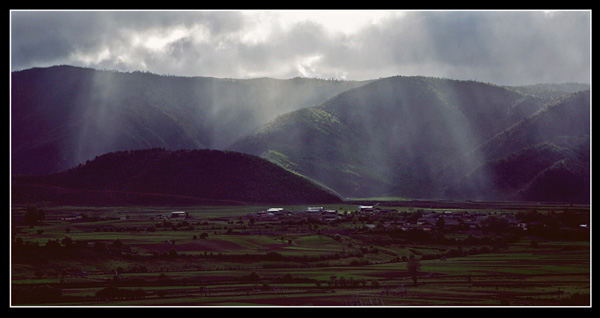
<box><xmin>10</xmin><ymin>202</ymin><xmax>590</xmax><ymax>307</ymax></box>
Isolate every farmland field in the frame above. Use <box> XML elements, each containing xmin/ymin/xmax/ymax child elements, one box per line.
<box><xmin>10</xmin><ymin>202</ymin><xmax>590</xmax><ymax>307</ymax></box>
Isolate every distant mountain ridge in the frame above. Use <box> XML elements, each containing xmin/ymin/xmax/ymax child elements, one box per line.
<box><xmin>11</xmin><ymin>65</ymin><xmax>368</xmax><ymax>175</ymax></box>
<box><xmin>445</xmin><ymin>90</ymin><xmax>590</xmax><ymax>203</ymax></box>
<box><xmin>229</xmin><ymin>76</ymin><xmax>590</xmax><ymax>203</ymax></box>
<box><xmin>11</xmin><ymin>66</ymin><xmax>590</xmax><ymax>204</ymax></box>
<box><xmin>12</xmin><ymin>148</ymin><xmax>342</xmax><ymax>205</ymax></box>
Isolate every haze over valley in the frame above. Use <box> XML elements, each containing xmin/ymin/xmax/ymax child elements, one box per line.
<box><xmin>10</xmin><ymin>10</ymin><xmax>591</xmax><ymax>205</ymax></box>
<box><xmin>11</xmin><ymin>65</ymin><xmax>590</xmax><ymax>204</ymax></box>
<box><xmin>9</xmin><ymin>11</ymin><xmax>592</xmax><ymax>309</ymax></box>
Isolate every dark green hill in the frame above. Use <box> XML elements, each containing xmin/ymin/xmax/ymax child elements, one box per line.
<box><xmin>11</xmin><ymin>148</ymin><xmax>341</xmax><ymax>206</ymax></box>
<box><xmin>473</xmin><ymin>90</ymin><xmax>590</xmax><ymax>161</ymax></box>
<box><xmin>229</xmin><ymin>77</ymin><xmax>590</xmax><ymax>203</ymax></box>
<box><xmin>11</xmin><ymin>65</ymin><xmax>367</xmax><ymax>175</ymax></box>
<box><xmin>445</xmin><ymin>91</ymin><xmax>590</xmax><ymax>203</ymax></box>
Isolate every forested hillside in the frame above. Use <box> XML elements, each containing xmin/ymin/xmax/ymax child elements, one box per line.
<box><xmin>11</xmin><ymin>66</ymin><xmax>589</xmax><ymax>204</ymax></box>
<box><xmin>11</xmin><ymin>65</ymin><xmax>367</xmax><ymax>175</ymax></box>
<box><xmin>445</xmin><ymin>90</ymin><xmax>591</xmax><ymax>203</ymax></box>
<box><xmin>229</xmin><ymin>77</ymin><xmax>590</xmax><ymax>203</ymax></box>
<box><xmin>11</xmin><ymin>148</ymin><xmax>341</xmax><ymax>205</ymax></box>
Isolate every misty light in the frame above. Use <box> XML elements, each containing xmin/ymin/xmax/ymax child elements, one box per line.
<box><xmin>142</xmin><ymin>27</ymin><xmax>189</xmax><ymax>52</ymax></box>
<box><xmin>296</xmin><ymin>54</ymin><xmax>323</xmax><ymax>78</ymax></box>
<box><xmin>9</xmin><ymin>10</ymin><xmax>591</xmax><ymax>85</ymax></box>
<box><xmin>239</xmin><ymin>11</ymin><xmax>278</xmax><ymax>45</ymax></box>
<box><xmin>273</xmin><ymin>10</ymin><xmax>403</xmax><ymax>35</ymax></box>
<box><xmin>69</xmin><ymin>46</ymin><xmax>111</xmax><ymax>66</ymax></box>
<box><xmin>238</xmin><ymin>10</ymin><xmax>403</xmax><ymax>45</ymax></box>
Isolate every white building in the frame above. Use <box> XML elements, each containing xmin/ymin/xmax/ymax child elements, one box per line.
<box><xmin>170</xmin><ymin>211</ymin><xmax>189</xmax><ymax>218</ymax></box>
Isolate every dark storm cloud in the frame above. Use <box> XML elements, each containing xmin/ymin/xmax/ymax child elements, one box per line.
<box><xmin>10</xmin><ymin>10</ymin><xmax>248</xmax><ymax>73</ymax></box>
<box><xmin>10</xmin><ymin>10</ymin><xmax>590</xmax><ymax>85</ymax></box>
<box><xmin>11</xmin><ymin>11</ymin><xmax>103</xmax><ymax>67</ymax></box>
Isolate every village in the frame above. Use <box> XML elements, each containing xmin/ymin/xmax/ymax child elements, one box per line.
<box><xmin>23</xmin><ymin>201</ymin><xmax>586</xmax><ymax>242</ymax></box>
<box><xmin>243</xmin><ymin>204</ymin><xmax>585</xmax><ymax>235</ymax></box>
<box><xmin>52</xmin><ymin>203</ymin><xmax>589</xmax><ymax>237</ymax></box>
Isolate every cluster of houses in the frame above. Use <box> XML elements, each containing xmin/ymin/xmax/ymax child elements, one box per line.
<box><xmin>247</xmin><ymin>206</ymin><xmax>526</xmax><ymax>234</ymax></box>
<box><xmin>252</xmin><ymin>207</ymin><xmax>341</xmax><ymax>223</ymax></box>
<box><xmin>350</xmin><ymin>207</ymin><xmax>493</xmax><ymax>232</ymax></box>
<box><xmin>50</xmin><ymin>205</ymin><xmax>588</xmax><ymax>235</ymax></box>
<box><xmin>396</xmin><ymin>210</ymin><xmax>490</xmax><ymax>232</ymax></box>
<box><xmin>154</xmin><ymin>211</ymin><xmax>190</xmax><ymax>219</ymax></box>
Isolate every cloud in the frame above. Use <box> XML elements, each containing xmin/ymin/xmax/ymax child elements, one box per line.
<box><xmin>10</xmin><ymin>10</ymin><xmax>590</xmax><ymax>85</ymax></box>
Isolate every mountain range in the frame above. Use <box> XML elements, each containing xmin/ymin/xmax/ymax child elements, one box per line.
<box><xmin>11</xmin><ymin>65</ymin><xmax>590</xmax><ymax>204</ymax></box>
<box><xmin>11</xmin><ymin>65</ymin><xmax>367</xmax><ymax>176</ymax></box>
<box><xmin>229</xmin><ymin>76</ymin><xmax>590</xmax><ymax>203</ymax></box>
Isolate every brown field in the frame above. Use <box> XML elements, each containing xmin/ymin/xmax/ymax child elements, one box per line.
<box><xmin>10</xmin><ymin>202</ymin><xmax>590</xmax><ymax>307</ymax></box>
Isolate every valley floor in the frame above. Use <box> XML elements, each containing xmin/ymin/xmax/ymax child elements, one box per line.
<box><xmin>10</xmin><ymin>201</ymin><xmax>590</xmax><ymax>307</ymax></box>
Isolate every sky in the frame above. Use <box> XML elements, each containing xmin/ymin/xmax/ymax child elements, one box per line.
<box><xmin>10</xmin><ymin>10</ymin><xmax>591</xmax><ymax>86</ymax></box>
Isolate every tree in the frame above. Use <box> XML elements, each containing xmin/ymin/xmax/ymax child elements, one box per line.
<box><xmin>436</xmin><ymin>217</ymin><xmax>446</xmax><ymax>231</ymax></box>
<box><xmin>112</xmin><ymin>239</ymin><xmax>123</xmax><ymax>248</ymax></box>
<box><xmin>407</xmin><ymin>255</ymin><xmax>422</xmax><ymax>286</ymax></box>
<box><xmin>328</xmin><ymin>275</ymin><xmax>337</xmax><ymax>287</ymax></box>
<box><xmin>61</xmin><ymin>236</ymin><xmax>73</xmax><ymax>247</ymax></box>
<box><xmin>24</xmin><ymin>206</ymin><xmax>43</xmax><ymax>225</ymax></box>
<box><xmin>481</xmin><ymin>215</ymin><xmax>510</xmax><ymax>234</ymax></box>
<box><xmin>370</xmin><ymin>280</ymin><xmax>381</xmax><ymax>288</ymax></box>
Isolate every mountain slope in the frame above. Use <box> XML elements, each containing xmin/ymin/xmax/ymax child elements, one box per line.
<box><xmin>472</xmin><ymin>90</ymin><xmax>590</xmax><ymax>162</ymax></box>
<box><xmin>229</xmin><ymin>76</ymin><xmax>590</xmax><ymax>202</ymax></box>
<box><xmin>11</xmin><ymin>148</ymin><xmax>341</xmax><ymax>205</ymax></box>
<box><xmin>445</xmin><ymin>90</ymin><xmax>590</xmax><ymax>202</ymax></box>
<box><xmin>230</xmin><ymin>76</ymin><xmax>543</xmax><ymax>197</ymax></box>
<box><xmin>12</xmin><ymin>66</ymin><xmax>589</xmax><ymax>204</ymax></box>
<box><xmin>11</xmin><ymin>65</ymin><xmax>368</xmax><ymax>175</ymax></box>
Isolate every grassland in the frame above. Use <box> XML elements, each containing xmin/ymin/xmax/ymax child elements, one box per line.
<box><xmin>10</xmin><ymin>202</ymin><xmax>590</xmax><ymax>307</ymax></box>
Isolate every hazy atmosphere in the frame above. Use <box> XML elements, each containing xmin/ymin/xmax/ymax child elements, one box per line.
<box><xmin>10</xmin><ymin>9</ymin><xmax>591</xmax><ymax>308</ymax></box>
<box><xmin>10</xmin><ymin>10</ymin><xmax>591</xmax><ymax>86</ymax></box>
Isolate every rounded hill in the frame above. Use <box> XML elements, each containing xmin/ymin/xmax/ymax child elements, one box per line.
<box><xmin>12</xmin><ymin>148</ymin><xmax>342</xmax><ymax>206</ymax></box>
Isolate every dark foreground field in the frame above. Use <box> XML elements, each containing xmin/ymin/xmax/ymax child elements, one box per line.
<box><xmin>11</xmin><ymin>202</ymin><xmax>590</xmax><ymax>307</ymax></box>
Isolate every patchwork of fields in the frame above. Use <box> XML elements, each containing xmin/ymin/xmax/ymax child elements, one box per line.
<box><xmin>11</xmin><ymin>203</ymin><xmax>590</xmax><ymax>307</ymax></box>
